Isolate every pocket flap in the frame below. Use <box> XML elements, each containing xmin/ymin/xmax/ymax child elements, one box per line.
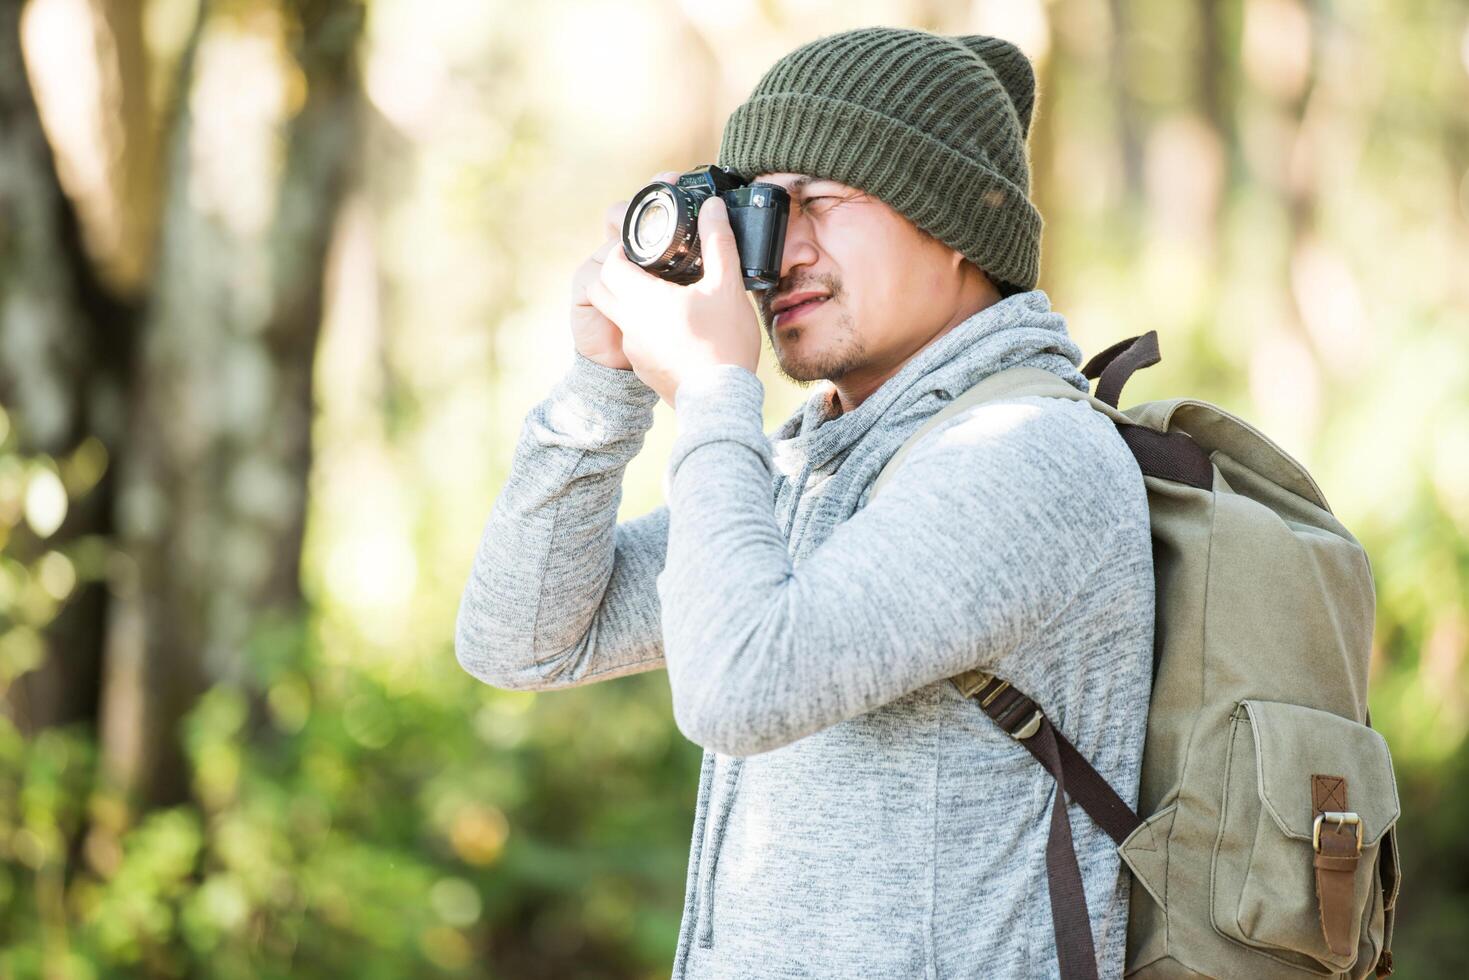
<box><xmin>1241</xmin><ymin>699</ymin><xmax>1400</xmax><ymax>847</ymax></box>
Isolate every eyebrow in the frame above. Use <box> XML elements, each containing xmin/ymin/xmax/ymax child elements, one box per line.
<box><xmin>785</xmin><ymin>175</ymin><xmax>836</xmax><ymax>204</ymax></box>
<box><xmin>769</xmin><ymin>175</ymin><xmax>817</xmax><ymax>195</ymax></box>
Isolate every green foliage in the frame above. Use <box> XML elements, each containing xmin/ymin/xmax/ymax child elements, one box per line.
<box><xmin>0</xmin><ymin>616</ymin><xmax>698</xmax><ymax>978</ymax></box>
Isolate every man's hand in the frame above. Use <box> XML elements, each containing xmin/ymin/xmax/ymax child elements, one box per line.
<box><xmin>569</xmin><ymin>170</ymin><xmax>681</xmax><ymax>371</ymax></box>
<box><xmin>585</xmin><ymin>196</ymin><xmax>762</xmax><ymax>407</ymax></box>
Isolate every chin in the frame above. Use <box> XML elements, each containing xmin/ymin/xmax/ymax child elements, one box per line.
<box><xmin>767</xmin><ymin>308</ymin><xmax>862</xmax><ymax>384</ymax></box>
<box><xmin>775</xmin><ymin>346</ymin><xmax>849</xmax><ymax>385</ymax></box>
<box><xmin>771</xmin><ymin>334</ymin><xmax>816</xmax><ymax>376</ymax></box>
<box><xmin>779</xmin><ymin>363</ymin><xmax>826</xmax><ymax>385</ymax></box>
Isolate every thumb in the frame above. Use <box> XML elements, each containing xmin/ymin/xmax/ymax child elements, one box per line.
<box><xmin>697</xmin><ymin>197</ymin><xmax>743</xmax><ymax>291</ymax></box>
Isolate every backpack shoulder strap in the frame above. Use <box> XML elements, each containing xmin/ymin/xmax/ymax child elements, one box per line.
<box><xmin>874</xmin><ymin>360</ymin><xmax>1216</xmax><ymax>499</ymax></box>
<box><xmin>871</xmin><ymin>366</ymin><xmax>1094</xmax><ymax>500</ymax></box>
<box><xmin>867</xmin><ymin>363</ymin><xmax>1148</xmax><ymax>980</ymax></box>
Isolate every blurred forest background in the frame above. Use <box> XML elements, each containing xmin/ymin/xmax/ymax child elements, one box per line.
<box><xmin>0</xmin><ymin>0</ymin><xmax>1465</xmax><ymax>976</ymax></box>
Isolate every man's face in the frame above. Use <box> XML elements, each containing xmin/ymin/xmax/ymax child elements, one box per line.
<box><xmin>749</xmin><ymin>172</ymin><xmax>972</xmax><ymax>388</ymax></box>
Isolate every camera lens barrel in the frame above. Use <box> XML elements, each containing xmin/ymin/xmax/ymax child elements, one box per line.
<box><xmin>620</xmin><ymin>166</ymin><xmax>789</xmax><ymax>291</ymax></box>
<box><xmin>622</xmin><ymin>182</ymin><xmax>705</xmax><ymax>285</ymax></box>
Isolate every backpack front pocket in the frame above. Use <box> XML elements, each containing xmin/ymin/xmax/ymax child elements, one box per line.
<box><xmin>1210</xmin><ymin>699</ymin><xmax>1400</xmax><ymax>976</ymax></box>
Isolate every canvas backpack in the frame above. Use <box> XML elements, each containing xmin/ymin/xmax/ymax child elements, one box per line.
<box><xmin>870</xmin><ymin>331</ymin><xmax>1401</xmax><ymax>979</ymax></box>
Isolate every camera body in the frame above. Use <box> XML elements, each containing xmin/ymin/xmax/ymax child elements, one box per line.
<box><xmin>621</xmin><ymin>165</ymin><xmax>789</xmax><ymax>291</ymax></box>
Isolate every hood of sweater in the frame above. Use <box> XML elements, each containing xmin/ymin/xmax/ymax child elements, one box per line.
<box><xmin>766</xmin><ymin>287</ymin><xmax>1089</xmax><ymax>530</ymax></box>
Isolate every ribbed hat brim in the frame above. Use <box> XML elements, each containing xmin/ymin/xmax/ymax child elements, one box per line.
<box><xmin>719</xmin><ymin>92</ymin><xmax>1043</xmax><ymax>292</ymax></box>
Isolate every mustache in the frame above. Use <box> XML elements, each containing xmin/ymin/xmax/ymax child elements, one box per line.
<box><xmin>760</xmin><ymin>281</ymin><xmax>838</xmax><ymax>320</ymax></box>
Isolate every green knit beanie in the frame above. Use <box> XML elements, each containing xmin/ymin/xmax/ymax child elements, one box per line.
<box><xmin>718</xmin><ymin>26</ymin><xmax>1042</xmax><ymax>296</ymax></box>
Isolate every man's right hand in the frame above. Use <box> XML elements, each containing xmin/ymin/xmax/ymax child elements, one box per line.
<box><xmin>570</xmin><ymin>171</ymin><xmax>681</xmax><ymax>371</ymax></box>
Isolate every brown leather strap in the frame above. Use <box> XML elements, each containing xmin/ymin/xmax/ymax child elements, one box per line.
<box><xmin>1051</xmin><ymin>727</ymin><xmax>1146</xmax><ymax>845</ymax></box>
<box><xmin>1029</xmin><ymin>715</ymin><xmax>1101</xmax><ymax>980</ymax></box>
<box><xmin>1375</xmin><ymin>826</ymin><xmax>1397</xmax><ymax>976</ymax></box>
<box><xmin>1077</xmin><ymin>332</ymin><xmax>1214</xmax><ymax>490</ymax></box>
<box><xmin>1080</xmin><ymin>334</ymin><xmax>1139</xmax><ymax>380</ymax></box>
<box><xmin>1080</xmin><ymin>331</ymin><xmax>1161</xmax><ymax>409</ymax></box>
<box><xmin>1114</xmin><ymin>421</ymin><xmax>1214</xmax><ymax>490</ymax></box>
<box><xmin>1365</xmin><ymin>710</ymin><xmax>1396</xmax><ymax>977</ymax></box>
<box><xmin>971</xmin><ymin>677</ymin><xmax>1144</xmax><ymax>845</ymax></box>
<box><xmin>1311</xmin><ymin>774</ymin><xmax>1360</xmax><ymax>957</ymax></box>
<box><xmin>969</xmin><ymin>676</ymin><xmax>1146</xmax><ymax>978</ymax></box>
<box><xmin>1312</xmin><ymin>774</ymin><xmax>1347</xmax><ymax>813</ymax></box>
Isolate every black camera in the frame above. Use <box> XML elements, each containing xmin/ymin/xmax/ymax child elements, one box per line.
<box><xmin>621</xmin><ymin>164</ymin><xmax>789</xmax><ymax>291</ymax></box>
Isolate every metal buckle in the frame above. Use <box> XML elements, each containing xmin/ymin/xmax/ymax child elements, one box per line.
<box><xmin>1313</xmin><ymin>811</ymin><xmax>1362</xmax><ymax>854</ymax></box>
<box><xmin>1011</xmin><ymin>709</ymin><xmax>1042</xmax><ymax>740</ymax></box>
<box><xmin>979</xmin><ymin>680</ymin><xmax>1010</xmax><ymax>708</ymax></box>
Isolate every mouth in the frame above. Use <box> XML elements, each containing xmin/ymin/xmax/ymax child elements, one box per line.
<box><xmin>772</xmin><ymin>295</ymin><xmax>831</xmax><ymax>328</ymax></box>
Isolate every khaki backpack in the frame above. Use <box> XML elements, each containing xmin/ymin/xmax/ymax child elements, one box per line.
<box><xmin>870</xmin><ymin>331</ymin><xmax>1400</xmax><ymax>979</ymax></box>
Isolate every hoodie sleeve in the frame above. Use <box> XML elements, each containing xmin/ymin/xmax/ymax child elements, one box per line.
<box><xmin>659</xmin><ymin>363</ymin><xmax>1128</xmax><ymax>757</ymax></box>
<box><xmin>454</xmin><ymin>351</ymin><xmax>669</xmax><ymax>691</ymax></box>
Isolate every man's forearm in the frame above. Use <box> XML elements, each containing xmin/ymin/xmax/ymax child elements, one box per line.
<box><xmin>455</xmin><ymin>352</ymin><xmax>668</xmax><ymax>690</ymax></box>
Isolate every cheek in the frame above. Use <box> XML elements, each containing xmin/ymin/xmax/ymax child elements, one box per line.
<box><xmin>823</xmin><ymin>207</ymin><xmax>938</xmax><ymax>333</ymax></box>
<box><xmin>828</xmin><ymin>216</ymin><xmax>910</xmax><ymax>312</ymax></box>
<box><xmin>919</xmin><ymin>256</ymin><xmax>949</xmax><ymax>293</ymax></box>
<box><xmin>822</xmin><ymin>239</ymin><xmax>870</xmax><ymax>313</ymax></box>
<box><xmin>836</xmin><ymin>252</ymin><xmax>898</xmax><ymax>323</ymax></box>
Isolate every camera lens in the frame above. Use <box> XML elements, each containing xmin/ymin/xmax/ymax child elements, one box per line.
<box><xmin>622</xmin><ymin>181</ymin><xmax>704</xmax><ymax>284</ymax></box>
<box><xmin>632</xmin><ymin>198</ymin><xmax>671</xmax><ymax>251</ymax></box>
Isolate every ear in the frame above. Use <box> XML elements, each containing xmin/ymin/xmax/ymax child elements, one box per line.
<box><xmin>953</xmin><ymin>249</ymin><xmax>989</xmax><ymax>284</ymax></box>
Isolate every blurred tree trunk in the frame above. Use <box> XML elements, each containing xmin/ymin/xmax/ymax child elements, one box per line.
<box><xmin>1196</xmin><ymin>0</ymin><xmax>1235</xmax><ymax>175</ymax></box>
<box><xmin>97</xmin><ymin>0</ymin><xmax>365</xmax><ymax>811</ymax></box>
<box><xmin>1106</xmin><ymin>0</ymin><xmax>1145</xmax><ymax>216</ymax></box>
<box><xmin>1194</xmin><ymin>0</ymin><xmax>1233</xmax><ymax>275</ymax></box>
<box><xmin>1</xmin><ymin>0</ymin><xmax>364</xmax><ymax>813</ymax></box>
<box><xmin>0</xmin><ymin>0</ymin><xmax>138</xmax><ymax>736</ymax></box>
<box><xmin>1280</xmin><ymin>0</ymin><xmax>1323</xmax><ymax>342</ymax></box>
<box><xmin>94</xmin><ymin>0</ymin><xmax>164</xmax><ymax>294</ymax></box>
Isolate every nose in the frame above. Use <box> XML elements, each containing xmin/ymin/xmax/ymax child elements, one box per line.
<box><xmin>777</xmin><ymin>207</ymin><xmax>819</xmax><ymax>284</ymax></box>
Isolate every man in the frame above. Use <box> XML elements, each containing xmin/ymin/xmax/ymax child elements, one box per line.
<box><xmin>455</xmin><ymin>25</ymin><xmax>1154</xmax><ymax>980</ymax></box>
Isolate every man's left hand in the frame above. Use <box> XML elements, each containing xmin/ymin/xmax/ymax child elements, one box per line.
<box><xmin>586</xmin><ymin>196</ymin><xmax>762</xmax><ymax>407</ymax></box>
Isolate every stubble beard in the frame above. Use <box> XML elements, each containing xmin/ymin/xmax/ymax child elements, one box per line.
<box><xmin>762</xmin><ymin>302</ymin><xmax>868</xmax><ymax>387</ymax></box>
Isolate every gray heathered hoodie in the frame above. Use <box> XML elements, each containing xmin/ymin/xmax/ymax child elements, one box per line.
<box><xmin>455</xmin><ymin>288</ymin><xmax>1155</xmax><ymax>979</ymax></box>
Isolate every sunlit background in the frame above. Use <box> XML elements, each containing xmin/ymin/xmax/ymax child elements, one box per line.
<box><xmin>1</xmin><ymin>0</ymin><xmax>1466</xmax><ymax>975</ymax></box>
